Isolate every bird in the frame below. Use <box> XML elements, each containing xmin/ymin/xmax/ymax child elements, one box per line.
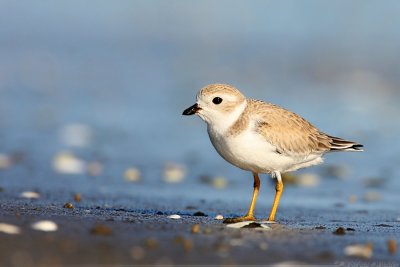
<box><xmin>182</xmin><ymin>83</ymin><xmax>363</xmax><ymax>223</ymax></box>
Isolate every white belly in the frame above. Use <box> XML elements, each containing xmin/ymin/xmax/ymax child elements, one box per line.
<box><xmin>208</xmin><ymin>127</ymin><xmax>323</xmax><ymax>173</ymax></box>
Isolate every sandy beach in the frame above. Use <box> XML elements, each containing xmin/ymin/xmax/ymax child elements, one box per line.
<box><xmin>0</xmin><ymin>191</ymin><xmax>399</xmax><ymax>266</ymax></box>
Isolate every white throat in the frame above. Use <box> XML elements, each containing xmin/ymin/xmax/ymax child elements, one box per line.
<box><xmin>205</xmin><ymin>100</ymin><xmax>247</xmax><ymax>136</ymax></box>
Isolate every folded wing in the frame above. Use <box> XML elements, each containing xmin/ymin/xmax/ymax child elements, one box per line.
<box><xmin>250</xmin><ymin>100</ymin><xmax>363</xmax><ymax>156</ymax></box>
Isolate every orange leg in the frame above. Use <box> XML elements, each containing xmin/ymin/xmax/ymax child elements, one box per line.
<box><xmin>268</xmin><ymin>171</ymin><xmax>284</xmax><ymax>222</ymax></box>
<box><xmin>223</xmin><ymin>173</ymin><xmax>260</xmax><ymax>223</ymax></box>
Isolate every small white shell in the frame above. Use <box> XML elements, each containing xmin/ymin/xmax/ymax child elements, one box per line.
<box><xmin>124</xmin><ymin>168</ymin><xmax>141</xmax><ymax>182</ymax></box>
<box><xmin>31</xmin><ymin>220</ymin><xmax>58</xmax><ymax>232</ymax></box>
<box><xmin>363</xmin><ymin>191</ymin><xmax>381</xmax><ymax>202</ymax></box>
<box><xmin>53</xmin><ymin>151</ymin><xmax>86</xmax><ymax>174</ymax></box>
<box><xmin>20</xmin><ymin>191</ymin><xmax>40</xmax><ymax>199</ymax></box>
<box><xmin>214</xmin><ymin>214</ymin><xmax>224</xmax><ymax>220</ymax></box>
<box><xmin>59</xmin><ymin>123</ymin><xmax>93</xmax><ymax>148</ymax></box>
<box><xmin>87</xmin><ymin>161</ymin><xmax>103</xmax><ymax>176</ymax></box>
<box><xmin>297</xmin><ymin>173</ymin><xmax>320</xmax><ymax>187</ymax></box>
<box><xmin>168</xmin><ymin>214</ymin><xmax>181</xmax><ymax>219</ymax></box>
<box><xmin>0</xmin><ymin>223</ymin><xmax>21</xmax><ymax>234</ymax></box>
<box><xmin>344</xmin><ymin>243</ymin><xmax>373</xmax><ymax>259</ymax></box>
<box><xmin>0</xmin><ymin>154</ymin><xmax>12</xmax><ymax>169</ymax></box>
<box><xmin>163</xmin><ymin>163</ymin><xmax>186</xmax><ymax>183</ymax></box>
<box><xmin>212</xmin><ymin>176</ymin><xmax>228</xmax><ymax>189</ymax></box>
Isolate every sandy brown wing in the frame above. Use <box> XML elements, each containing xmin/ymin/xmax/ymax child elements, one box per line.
<box><xmin>250</xmin><ymin>100</ymin><xmax>332</xmax><ymax>156</ymax></box>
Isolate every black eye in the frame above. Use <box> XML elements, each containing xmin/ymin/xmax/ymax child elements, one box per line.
<box><xmin>212</xmin><ymin>97</ymin><xmax>223</xmax><ymax>105</ymax></box>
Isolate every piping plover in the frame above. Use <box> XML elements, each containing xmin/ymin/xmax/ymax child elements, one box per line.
<box><xmin>183</xmin><ymin>84</ymin><xmax>363</xmax><ymax>223</ymax></box>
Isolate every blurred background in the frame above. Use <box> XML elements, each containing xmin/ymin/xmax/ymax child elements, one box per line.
<box><xmin>1</xmin><ymin>0</ymin><xmax>399</xmax><ymax>213</ymax></box>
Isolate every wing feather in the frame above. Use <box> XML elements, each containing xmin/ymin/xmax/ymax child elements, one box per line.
<box><xmin>248</xmin><ymin>100</ymin><xmax>332</xmax><ymax>156</ymax></box>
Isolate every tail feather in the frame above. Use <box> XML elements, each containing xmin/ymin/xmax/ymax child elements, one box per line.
<box><xmin>327</xmin><ymin>135</ymin><xmax>364</xmax><ymax>152</ymax></box>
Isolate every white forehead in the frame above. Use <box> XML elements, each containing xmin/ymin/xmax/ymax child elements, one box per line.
<box><xmin>197</xmin><ymin>91</ymin><xmax>240</xmax><ymax>102</ymax></box>
<box><xmin>196</xmin><ymin>84</ymin><xmax>245</xmax><ymax>102</ymax></box>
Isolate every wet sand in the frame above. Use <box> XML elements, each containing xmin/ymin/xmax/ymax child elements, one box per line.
<box><xmin>1</xmin><ymin>194</ymin><xmax>399</xmax><ymax>267</ymax></box>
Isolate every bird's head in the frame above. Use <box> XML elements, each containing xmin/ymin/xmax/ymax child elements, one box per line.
<box><xmin>183</xmin><ymin>84</ymin><xmax>247</xmax><ymax>132</ymax></box>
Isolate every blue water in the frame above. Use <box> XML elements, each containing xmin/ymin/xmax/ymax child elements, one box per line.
<box><xmin>1</xmin><ymin>1</ymin><xmax>400</xmax><ymax>213</ymax></box>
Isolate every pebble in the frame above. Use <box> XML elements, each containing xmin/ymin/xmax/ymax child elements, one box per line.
<box><xmin>182</xmin><ymin>239</ymin><xmax>193</xmax><ymax>251</ymax></box>
<box><xmin>348</xmin><ymin>195</ymin><xmax>357</xmax><ymax>203</ymax></box>
<box><xmin>155</xmin><ymin>257</ymin><xmax>173</xmax><ymax>266</ymax></box>
<box><xmin>333</xmin><ymin>227</ymin><xmax>346</xmax><ymax>235</ymax></box>
<box><xmin>163</xmin><ymin>163</ymin><xmax>186</xmax><ymax>183</ymax></box>
<box><xmin>212</xmin><ymin>176</ymin><xmax>228</xmax><ymax>189</ymax></box>
<box><xmin>215</xmin><ymin>214</ymin><xmax>224</xmax><ymax>220</ymax></box>
<box><xmin>229</xmin><ymin>238</ymin><xmax>244</xmax><ymax>246</ymax></box>
<box><xmin>20</xmin><ymin>191</ymin><xmax>40</xmax><ymax>199</ymax></box>
<box><xmin>281</xmin><ymin>173</ymin><xmax>319</xmax><ymax>187</ymax></box>
<box><xmin>322</xmin><ymin>165</ymin><xmax>349</xmax><ymax>179</ymax></box>
<box><xmin>296</xmin><ymin>173</ymin><xmax>320</xmax><ymax>187</ymax></box>
<box><xmin>199</xmin><ymin>175</ymin><xmax>228</xmax><ymax>188</ymax></box>
<box><xmin>203</xmin><ymin>227</ymin><xmax>212</xmax><ymax>235</ymax></box>
<box><xmin>215</xmin><ymin>242</ymin><xmax>230</xmax><ymax>254</ymax></box>
<box><xmin>193</xmin><ymin>211</ymin><xmax>206</xmax><ymax>216</ymax></box>
<box><xmin>168</xmin><ymin>214</ymin><xmax>181</xmax><ymax>219</ymax></box>
<box><xmin>73</xmin><ymin>193</ymin><xmax>81</xmax><ymax>202</ymax></box>
<box><xmin>387</xmin><ymin>239</ymin><xmax>397</xmax><ymax>254</ymax></box>
<box><xmin>334</xmin><ymin>203</ymin><xmax>345</xmax><ymax>208</ymax></box>
<box><xmin>0</xmin><ymin>154</ymin><xmax>12</xmax><ymax>169</ymax></box>
<box><xmin>363</xmin><ymin>177</ymin><xmax>386</xmax><ymax>188</ymax></box>
<box><xmin>87</xmin><ymin>161</ymin><xmax>103</xmax><ymax>176</ymax></box>
<box><xmin>90</xmin><ymin>224</ymin><xmax>112</xmax><ymax>235</ymax></box>
<box><xmin>53</xmin><ymin>151</ymin><xmax>86</xmax><ymax>174</ymax></box>
<box><xmin>363</xmin><ymin>191</ymin><xmax>382</xmax><ymax>202</ymax></box>
<box><xmin>199</xmin><ymin>175</ymin><xmax>212</xmax><ymax>184</ymax></box>
<box><xmin>174</xmin><ymin>235</ymin><xmax>184</xmax><ymax>243</ymax></box>
<box><xmin>144</xmin><ymin>238</ymin><xmax>158</xmax><ymax>249</ymax></box>
<box><xmin>280</xmin><ymin>173</ymin><xmax>297</xmax><ymax>185</ymax></box>
<box><xmin>59</xmin><ymin>123</ymin><xmax>93</xmax><ymax>147</ymax></box>
<box><xmin>124</xmin><ymin>168</ymin><xmax>141</xmax><ymax>182</ymax></box>
<box><xmin>63</xmin><ymin>202</ymin><xmax>73</xmax><ymax>209</ymax></box>
<box><xmin>31</xmin><ymin>220</ymin><xmax>58</xmax><ymax>232</ymax></box>
<box><xmin>130</xmin><ymin>246</ymin><xmax>145</xmax><ymax>260</ymax></box>
<box><xmin>191</xmin><ymin>224</ymin><xmax>200</xmax><ymax>234</ymax></box>
<box><xmin>344</xmin><ymin>243</ymin><xmax>373</xmax><ymax>259</ymax></box>
<box><xmin>0</xmin><ymin>223</ymin><xmax>21</xmax><ymax>234</ymax></box>
<box><xmin>259</xmin><ymin>242</ymin><xmax>268</xmax><ymax>251</ymax></box>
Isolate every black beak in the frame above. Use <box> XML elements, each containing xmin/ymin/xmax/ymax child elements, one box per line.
<box><xmin>182</xmin><ymin>103</ymin><xmax>201</xmax><ymax>115</ymax></box>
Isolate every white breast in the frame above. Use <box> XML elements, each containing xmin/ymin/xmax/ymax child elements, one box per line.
<box><xmin>208</xmin><ymin>126</ymin><xmax>323</xmax><ymax>173</ymax></box>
